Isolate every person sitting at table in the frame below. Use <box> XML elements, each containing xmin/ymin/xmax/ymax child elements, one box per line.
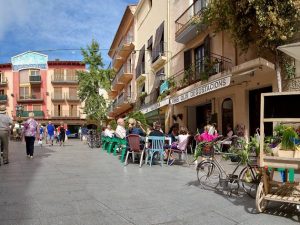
<box><xmin>195</xmin><ymin>125</ymin><xmax>218</xmax><ymax>142</ymax></box>
<box><xmin>168</xmin><ymin>123</ymin><xmax>179</xmax><ymax>143</ymax></box>
<box><xmin>104</xmin><ymin>125</ymin><xmax>114</xmax><ymax>138</ymax></box>
<box><xmin>128</xmin><ymin>118</ymin><xmax>145</xmax><ymax>136</ymax></box>
<box><xmin>149</xmin><ymin>122</ymin><xmax>164</xmax><ymax>137</ymax></box>
<box><xmin>168</xmin><ymin>126</ymin><xmax>190</xmax><ymax>165</ymax></box>
<box><xmin>115</xmin><ymin>118</ymin><xmax>126</xmax><ymax>139</ymax></box>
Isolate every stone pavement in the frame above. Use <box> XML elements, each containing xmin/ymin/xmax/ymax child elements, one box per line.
<box><xmin>0</xmin><ymin>140</ymin><xmax>299</xmax><ymax>225</ymax></box>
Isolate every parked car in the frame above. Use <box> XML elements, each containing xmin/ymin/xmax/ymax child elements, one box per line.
<box><xmin>67</xmin><ymin>133</ymin><xmax>78</xmax><ymax>138</ymax></box>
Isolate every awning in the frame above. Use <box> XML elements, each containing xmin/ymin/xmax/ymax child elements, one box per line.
<box><xmin>278</xmin><ymin>42</ymin><xmax>300</xmax><ymax>60</ymax></box>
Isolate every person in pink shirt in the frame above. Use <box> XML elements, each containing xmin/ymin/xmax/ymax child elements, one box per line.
<box><xmin>195</xmin><ymin>125</ymin><xmax>218</xmax><ymax>142</ymax></box>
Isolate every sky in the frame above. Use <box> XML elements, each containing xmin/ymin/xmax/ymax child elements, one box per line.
<box><xmin>0</xmin><ymin>0</ymin><xmax>138</xmax><ymax>67</ymax></box>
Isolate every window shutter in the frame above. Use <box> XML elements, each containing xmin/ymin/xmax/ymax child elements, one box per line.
<box><xmin>204</xmin><ymin>35</ymin><xmax>210</xmax><ymax>57</ymax></box>
<box><xmin>135</xmin><ymin>45</ymin><xmax>145</xmax><ymax>77</ymax></box>
<box><xmin>152</xmin><ymin>21</ymin><xmax>165</xmax><ymax>62</ymax></box>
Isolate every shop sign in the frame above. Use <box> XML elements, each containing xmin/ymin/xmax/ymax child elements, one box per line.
<box><xmin>170</xmin><ymin>76</ymin><xmax>231</xmax><ymax>104</ymax></box>
<box><xmin>160</xmin><ymin>80</ymin><xmax>169</xmax><ymax>94</ymax></box>
<box><xmin>11</xmin><ymin>51</ymin><xmax>48</xmax><ymax>71</ymax></box>
<box><xmin>141</xmin><ymin>98</ymin><xmax>169</xmax><ymax>114</ymax></box>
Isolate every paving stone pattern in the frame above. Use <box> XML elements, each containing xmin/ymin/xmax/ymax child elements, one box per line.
<box><xmin>0</xmin><ymin>140</ymin><xmax>299</xmax><ymax>225</ymax></box>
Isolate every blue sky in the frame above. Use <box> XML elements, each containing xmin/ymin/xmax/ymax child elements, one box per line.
<box><xmin>0</xmin><ymin>0</ymin><xmax>137</xmax><ymax>67</ymax></box>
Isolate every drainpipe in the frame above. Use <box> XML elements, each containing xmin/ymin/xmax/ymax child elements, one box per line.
<box><xmin>166</xmin><ymin>0</ymin><xmax>171</xmax><ymax>132</ymax></box>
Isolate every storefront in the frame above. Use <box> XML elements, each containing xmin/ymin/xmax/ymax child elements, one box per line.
<box><xmin>170</xmin><ymin>58</ymin><xmax>277</xmax><ymax>137</ymax></box>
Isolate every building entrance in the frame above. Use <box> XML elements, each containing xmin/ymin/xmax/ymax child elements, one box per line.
<box><xmin>196</xmin><ymin>103</ymin><xmax>212</xmax><ymax>133</ymax></box>
<box><xmin>249</xmin><ymin>86</ymin><xmax>272</xmax><ymax>136</ymax></box>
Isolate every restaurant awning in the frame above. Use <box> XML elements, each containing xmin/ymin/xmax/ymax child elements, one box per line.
<box><xmin>278</xmin><ymin>42</ymin><xmax>300</xmax><ymax>60</ymax></box>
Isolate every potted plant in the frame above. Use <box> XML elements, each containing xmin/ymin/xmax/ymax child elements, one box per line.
<box><xmin>278</xmin><ymin>127</ymin><xmax>298</xmax><ymax>158</ymax></box>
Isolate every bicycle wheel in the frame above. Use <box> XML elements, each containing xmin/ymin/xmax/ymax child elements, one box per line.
<box><xmin>197</xmin><ymin>161</ymin><xmax>221</xmax><ymax>189</ymax></box>
<box><xmin>239</xmin><ymin>165</ymin><xmax>260</xmax><ymax>198</ymax></box>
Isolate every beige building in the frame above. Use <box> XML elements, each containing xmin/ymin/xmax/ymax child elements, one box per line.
<box><xmin>167</xmin><ymin>0</ymin><xmax>278</xmax><ymax>136</ymax></box>
<box><xmin>108</xmin><ymin>0</ymin><xmax>287</xmax><ymax>136</ymax></box>
<box><xmin>108</xmin><ymin>5</ymin><xmax>136</xmax><ymax>118</ymax></box>
<box><xmin>108</xmin><ymin>0</ymin><xmax>170</xmax><ymax>129</ymax></box>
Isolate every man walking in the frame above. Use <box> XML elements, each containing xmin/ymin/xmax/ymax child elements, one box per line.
<box><xmin>0</xmin><ymin>105</ymin><xmax>14</xmax><ymax>165</ymax></box>
<box><xmin>47</xmin><ymin>121</ymin><xmax>55</xmax><ymax>146</ymax></box>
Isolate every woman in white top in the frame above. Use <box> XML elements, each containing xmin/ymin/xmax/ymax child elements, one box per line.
<box><xmin>168</xmin><ymin>127</ymin><xmax>190</xmax><ymax>165</ymax></box>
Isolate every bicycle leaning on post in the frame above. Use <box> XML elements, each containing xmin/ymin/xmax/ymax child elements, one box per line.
<box><xmin>196</xmin><ymin>135</ymin><xmax>261</xmax><ymax>198</ymax></box>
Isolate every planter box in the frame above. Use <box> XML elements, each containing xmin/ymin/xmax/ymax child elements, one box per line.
<box><xmin>294</xmin><ymin>151</ymin><xmax>300</xmax><ymax>158</ymax></box>
<box><xmin>278</xmin><ymin>149</ymin><xmax>295</xmax><ymax>158</ymax></box>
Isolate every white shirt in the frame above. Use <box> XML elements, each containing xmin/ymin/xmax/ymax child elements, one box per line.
<box><xmin>104</xmin><ymin>128</ymin><xmax>114</xmax><ymax>138</ymax></box>
<box><xmin>115</xmin><ymin>125</ymin><xmax>126</xmax><ymax>139</ymax></box>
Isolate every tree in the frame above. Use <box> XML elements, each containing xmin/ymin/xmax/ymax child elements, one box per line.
<box><xmin>198</xmin><ymin>0</ymin><xmax>300</xmax><ymax>91</ymax></box>
<box><xmin>77</xmin><ymin>40</ymin><xmax>113</xmax><ymax>124</ymax></box>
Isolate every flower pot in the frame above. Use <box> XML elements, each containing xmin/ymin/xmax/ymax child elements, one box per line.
<box><xmin>278</xmin><ymin>149</ymin><xmax>295</xmax><ymax>158</ymax></box>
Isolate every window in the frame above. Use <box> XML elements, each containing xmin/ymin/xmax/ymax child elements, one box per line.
<box><xmin>19</xmin><ymin>87</ymin><xmax>29</xmax><ymax>99</ymax></box>
<box><xmin>30</xmin><ymin>70</ymin><xmax>40</xmax><ymax>76</ymax></box>
<box><xmin>0</xmin><ymin>72</ymin><xmax>4</xmax><ymax>83</ymax></box>
<box><xmin>19</xmin><ymin>70</ymin><xmax>29</xmax><ymax>84</ymax></box>
<box><xmin>222</xmin><ymin>98</ymin><xmax>233</xmax><ymax>135</ymax></box>
<box><xmin>0</xmin><ymin>89</ymin><xmax>4</xmax><ymax>95</ymax></box>
<box><xmin>54</xmin><ymin>69</ymin><xmax>64</xmax><ymax>80</ymax></box>
<box><xmin>69</xmin><ymin>87</ymin><xmax>77</xmax><ymax>96</ymax></box>
<box><xmin>194</xmin><ymin>45</ymin><xmax>205</xmax><ymax>80</ymax></box>
<box><xmin>33</xmin><ymin>105</ymin><xmax>42</xmax><ymax>111</ymax></box>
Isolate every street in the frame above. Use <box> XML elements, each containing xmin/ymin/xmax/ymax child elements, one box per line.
<box><xmin>0</xmin><ymin>140</ymin><xmax>299</xmax><ymax>225</ymax></box>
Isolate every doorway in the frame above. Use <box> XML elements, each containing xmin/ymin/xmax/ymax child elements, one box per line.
<box><xmin>222</xmin><ymin>98</ymin><xmax>233</xmax><ymax>135</ymax></box>
<box><xmin>249</xmin><ymin>86</ymin><xmax>272</xmax><ymax>136</ymax></box>
<box><xmin>196</xmin><ymin>103</ymin><xmax>212</xmax><ymax>132</ymax></box>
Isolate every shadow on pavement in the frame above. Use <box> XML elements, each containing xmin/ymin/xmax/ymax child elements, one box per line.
<box><xmin>186</xmin><ymin>178</ymin><xmax>300</xmax><ymax>223</ymax></box>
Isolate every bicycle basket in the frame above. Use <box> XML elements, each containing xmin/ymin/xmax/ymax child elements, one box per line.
<box><xmin>202</xmin><ymin>143</ymin><xmax>214</xmax><ymax>156</ymax></box>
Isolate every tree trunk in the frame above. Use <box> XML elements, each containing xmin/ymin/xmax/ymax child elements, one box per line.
<box><xmin>275</xmin><ymin>52</ymin><xmax>282</xmax><ymax>92</ymax></box>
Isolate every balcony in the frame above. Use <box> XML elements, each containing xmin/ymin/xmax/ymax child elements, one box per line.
<box><xmin>17</xmin><ymin>94</ymin><xmax>43</xmax><ymax>103</ymax></box>
<box><xmin>0</xmin><ymin>78</ymin><xmax>8</xmax><ymax>87</ymax></box>
<box><xmin>51</xmin><ymin>93</ymin><xmax>65</xmax><ymax>102</ymax></box>
<box><xmin>175</xmin><ymin>0</ymin><xmax>207</xmax><ymax>44</ymax></box>
<box><xmin>136</xmin><ymin>64</ymin><xmax>146</xmax><ymax>83</ymax></box>
<box><xmin>170</xmin><ymin>53</ymin><xmax>232</xmax><ymax>90</ymax></box>
<box><xmin>112</xmin><ymin>56</ymin><xmax>123</xmax><ymax>71</ymax></box>
<box><xmin>29</xmin><ymin>75</ymin><xmax>41</xmax><ymax>84</ymax></box>
<box><xmin>111</xmin><ymin>63</ymin><xmax>133</xmax><ymax>92</ymax></box>
<box><xmin>51</xmin><ymin>74</ymin><xmax>78</xmax><ymax>84</ymax></box>
<box><xmin>152</xmin><ymin>42</ymin><xmax>167</xmax><ymax>70</ymax></box>
<box><xmin>20</xmin><ymin>111</ymin><xmax>44</xmax><ymax>118</ymax></box>
<box><xmin>51</xmin><ymin>110</ymin><xmax>80</xmax><ymax>118</ymax></box>
<box><xmin>117</xmin><ymin>34</ymin><xmax>135</xmax><ymax>59</ymax></box>
<box><xmin>0</xmin><ymin>94</ymin><xmax>7</xmax><ymax>103</ymax></box>
<box><xmin>141</xmin><ymin>91</ymin><xmax>159</xmax><ymax>109</ymax></box>
<box><xmin>109</xmin><ymin>92</ymin><xmax>134</xmax><ymax>116</ymax></box>
<box><xmin>66</xmin><ymin>93</ymin><xmax>80</xmax><ymax>102</ymax></box>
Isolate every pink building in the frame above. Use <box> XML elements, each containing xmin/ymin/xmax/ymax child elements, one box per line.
<box><xmin>0</xmin><ymin>51</ymin><xmax>86</xmax><ymax>130</ymax></box>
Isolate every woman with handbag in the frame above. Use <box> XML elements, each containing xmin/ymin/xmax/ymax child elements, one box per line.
<box><xmin>23</xmin><ymin>112</ymin><xmax>39</xmax><ymax>159</ymax></box>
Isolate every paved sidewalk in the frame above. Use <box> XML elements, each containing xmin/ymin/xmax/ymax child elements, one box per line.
<box><xmin>0</xmin><ymin>140</ymin><xmax>299</xmax><ymax>225</ymax></box>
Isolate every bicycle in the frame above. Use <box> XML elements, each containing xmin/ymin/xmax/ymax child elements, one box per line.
<box><xmin>196</xmin><ymin>136</ymin><xmax>261</xmax><ymax>198</ymax></box>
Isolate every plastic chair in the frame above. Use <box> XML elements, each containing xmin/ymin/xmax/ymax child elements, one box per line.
<box><xmin>125</xmin><ymin>134</ymin><xmax>145</xmax><ymax>167</ymax></box>
<box><xmin>146</xmin><ymin>136</ymin><xmax>165</xmax><ymax>167</ymax></box>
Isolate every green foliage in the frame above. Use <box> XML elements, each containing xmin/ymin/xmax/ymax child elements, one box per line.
<box><xmin>201</xmin><ymin>0</ymin><xmax>300</xmax><ymax>53</ymax></box>
<box><xmin>282</xmin><ymin>127</ymin><xmax>298</xmax><ymax>150</ymax></box>
<box><xmin>78</xmin><ymin>39</ymin><xmax>111</xmax><ymax>124</ymax></box>
<box><xmin>109</xmin><ymin>120</ymin><xmax>117</xmax><ymax>130</ymax></box>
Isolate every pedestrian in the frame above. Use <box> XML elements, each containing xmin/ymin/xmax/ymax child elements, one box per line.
<box><xmin>46</xmin><ymin>121</ymin><xmax>55</xmax><ymax>146</ymax></box>
<box><xmin>58</xmin><ymin>122</ymin><xmax>66</xmax><ymax>146</ymax></box>
<box><xmin>23</xmin><ymin>112</ymin><xmax>39</xmax><ymax>159</ymax></box>
<box><xmin>0</xmin><ymin>105</ymin><xmax>14</xmax><ymax>165</ymax></box>
<box><xmin>78</xmin><ymin>127</ymin><xmax>82</xmax><ymax>141</ymax></box>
